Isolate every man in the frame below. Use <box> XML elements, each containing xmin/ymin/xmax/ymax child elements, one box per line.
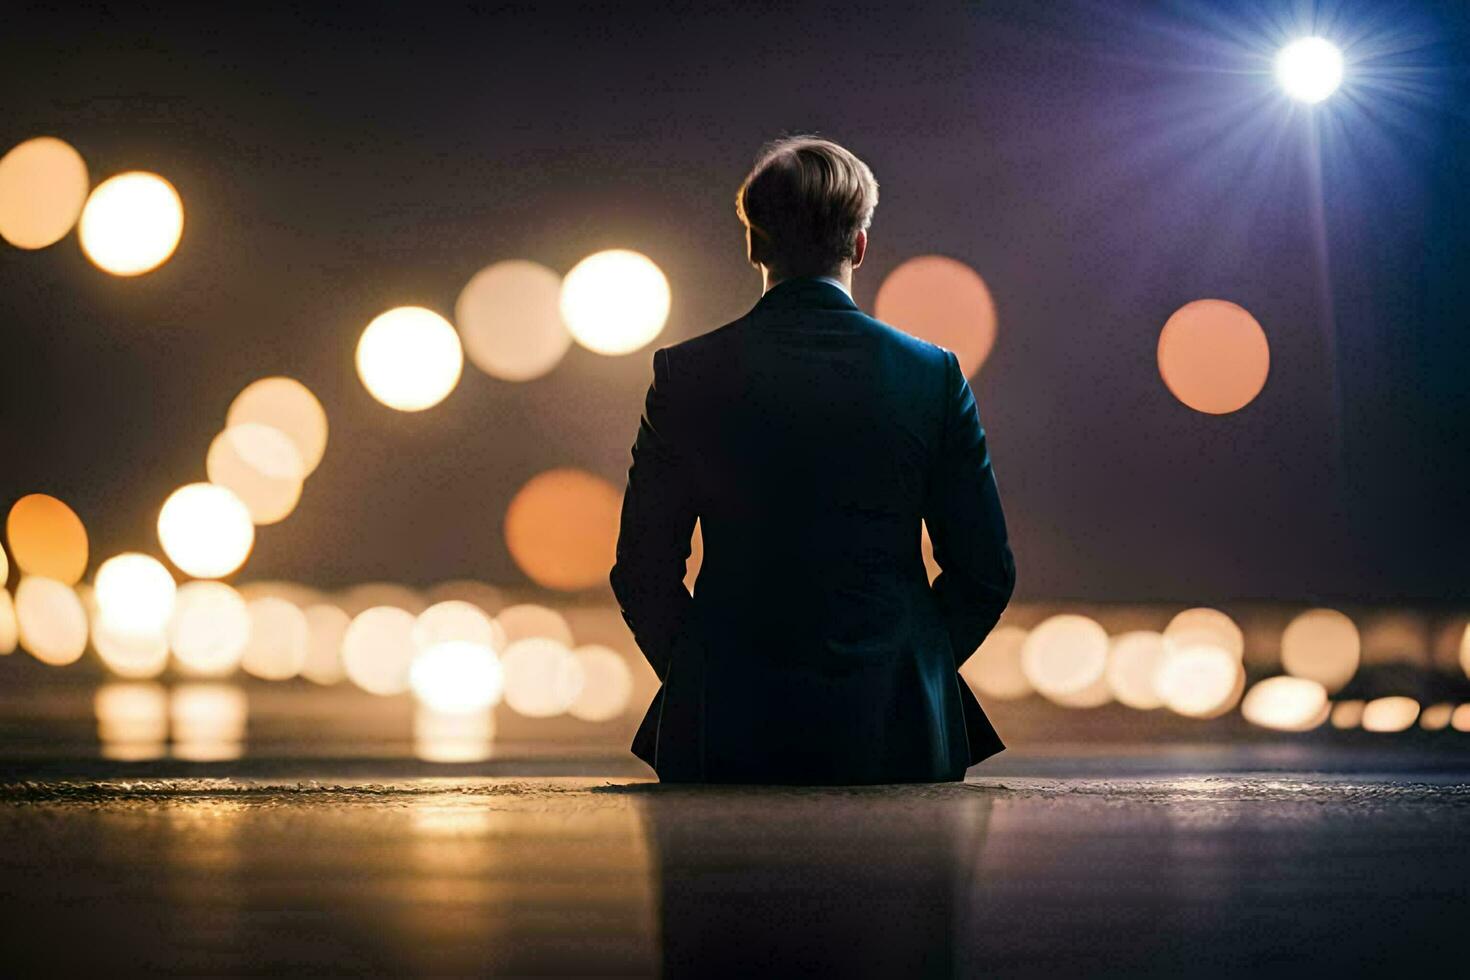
<box><xmin>610</xmin><ymin>135</ymin><xmax>1015</xmax><ymax>784</ymax></box>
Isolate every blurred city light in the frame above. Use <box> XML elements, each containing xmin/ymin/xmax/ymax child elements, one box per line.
<box><xmin>1281</xmin><ymin>608</ymin><xmax>1360</xmax><ymax>693</ymax></box>
<box><xmin>301</xmin><ymin>603</ymin><xmax>350</xmax><ymax>685</ymax></box>
<box><xmin>157</xmin><ymin>483</ymin><xmax>256</xmax><ymax>579</ymax></box>
<box><xmin>1361</xmin><ymin>696</ymin><xmax>1420</xmax><ymax>733</ymax></box>
<box><xmin>1105</xmin><ymin>630</ymin><xmax>1168</xmax><ymax>710</ymax></box>
<box><xmin>1276</xmin><ymin>37</ymin><xmax>1344</xmax><ymax>104</ymax></box>
<box><xmin>94</xmin><ymin>552</ymin><xmax>177</xmax><ymax>636</ymax></box>
<box><xmin>169</xmin><ymin>581</ymin><xmax>250</xmax><ymax>676</ymax></box>
<box><xmin>559</xmin><ymin>249</ymin><xmax>670</xmax><ymax>355</ymax></box>
<box><xmin>0</xmin><ymin>588</ymin><xmax>16</xmax><ymax>654</ymax></box>
<box><xmin>875</xmin><ymin>255</ymin><xmax>997</xmax><ymax>378</ymax></box>
<box><xmin>206</xmin><ymin>423</ymin><xmax>306</xmax><ymax>525</ymax></box>
<box><xmin>240</xmin><ymin>597</ymin><xmax>309</xmax><ymax>680</ymax></box>
<box><xmin>78</xmin><ymin>171</ymin><xmax>184</xmax><ymax>275</ymax></box>
<box><xmin>501</xmin><ymin>636</ymin><xmax>585</xmax><ymax>717</ymax></box>
<box><xmin>1020</xmin><ymin>614</ymin><xmax>1108</xmax><ymax>704</ymax></box>
<box><xmin>14</xmin><ymin>576</ymin><xmax>88</xmax><ymax>665</ymax></box>
<box><xmin>410</xmin><ymin>640</ymin><xmax>504</xmax><ymax>714</ymax></box>
<box><xmin>504</xmin><ymin>468</ymin><xmax>623</xmax><ymax>591</ymax></box>
<box><xmin>6</xmin><ymin>493</ymin><xmax>88</xmax><ymax>585</ymax></box>
<box><xmin>1163</xmin><ymin>607</ymin><xmax>1244</xmax><ymax>660</ymax></box>
<box><xmin>496</xmin><ymin>603</ymin><xmax>574</xmax><ymax>647</ymax></box>
<box><xmin>413</xmin><ymin>600</ymin><xmax>502</xmax><ymax>653</ymax></box>
<box><xmin>415</xmin><ymin>705</ymin><xmax>494</xmax><ymax>763</ymax></box>
<box><xmin>170</xmin><ymin>683</ymin><xmax>247</xmax><ymax>760</ymax></box>
<box><xmin>92</xmin><ymin>616</ymin><xmax>170</xmax><ymax>678</ymax></box>
<box><xmin>343</xmin><ymin>605</ymin><xmax>419</xmax><ymax>695</ymax></box>
<box><xmin>95</xmin><ymin>682</ymin><xmax>168</xmax><ymax>759</ymax></box>
<box><xmin>0</xmin><ymin>136</ymin><xmax>88</xmax><ymax>249</ymax></box>
<box><xmin>1331</xmin><ymin>699</ymin><xmax>1365</xmax><ymax>729</ymax></box>
<box><xmin>356</xmin><ymin>306</ymin><xmax>464</xmax><ymax>411</ymax></box>
<box><xmin>455</xmin><ymin>259</ymin><xmax>572</xmax><ymax>381</ymax></box>
<box><xmin>1241</xmin><ymin>676</ymin><xmax>1329</xmax><ymax>731</ymax></box>
<box><xmin>226</xmin><ymin>377</ymin><xmax>329</xmax><ymax>476</ymax></box>
<box><xmin>961</xmin><ymin>624</ymin><xmax>1032</xmax><ymax>701</ymax></box>
<box><xmin>1157</xmin><ymin>300</ymin><xmax>1270</xmax><ymax>415</ymax></box>
<box><xmin>568</xmin><ymin>644</ymin><xmax>635</xmax><ymax>722</ymax></box>
<box><xmin>1156</xmin><ymin>643</ymin><xmax>1244</xmax><ymax>718</ymax></box>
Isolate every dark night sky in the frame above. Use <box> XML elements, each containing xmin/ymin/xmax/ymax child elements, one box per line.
<box><xmin>1</xmin><ymin>0</ymin><xmax>1466</xmax><ymax>604</ymax></box>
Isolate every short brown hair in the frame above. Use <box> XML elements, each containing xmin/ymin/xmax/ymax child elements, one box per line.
<box><xmin>735</xmin><ymin>135</ymin><xmax>879</xmax><ymax>277</ymax></box>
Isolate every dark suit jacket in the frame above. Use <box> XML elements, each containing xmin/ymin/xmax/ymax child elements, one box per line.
<box><xmin>610</xmin><ymin>275</ymin><xmax>1016</xmax><ymax>784</ymax></box>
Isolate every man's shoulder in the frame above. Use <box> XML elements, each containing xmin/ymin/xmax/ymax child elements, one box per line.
<box><xmin>659</xmin><ymin>309</ymin><xmax>954</xmax><ymax>370</ymax></box>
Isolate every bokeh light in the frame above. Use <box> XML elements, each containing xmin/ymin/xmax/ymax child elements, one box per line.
<box><xmin>1419</xmin><ymin>703</ymin><xmax>1453</xmax><ymax>731</ymax></box>
<box><xmin>0</xmin><ymin>588</ymin><xmax>16</xmax><ymax>654</ymax></box>
<box><xmin>78</xmin><ymin>171</ymin><xmax>184</xmax><ymax>275</ymax></box>
<box><xmin>568</xmin><ymin>644</ymin><xmax>634</xmax><ymax>722</ymax></box>
<box><xmin>338</xmin><ymin>582</ymin><xmax>427</xmax><ymax>617</ymax></box>
<box><xmin>171</xmin><ymin>683</ymin><xmax>247</xmax><ymax>761</ymax></box>
<box><xmin>1276</xmin><ymin>37</ymin><xmax>1344</xmax><ymax>104</ymax></box>
<box><xmin>1330</xmin><ymin>699</ymin><xmax>1365</xmax><ymax>730</ymax></box>
<box><xmin>206</xmin><ymin>424</ymin><xmax>305</xmax><ymax>525</ymax></box>
<box><xmin>501</xmin><ymin>637</ymin><xmax>585</xmax><ymax>717</ymax></box>
<box><xmin>1155</xmin><ymin>644</ymin><xmax>1244</xmax><ymax>719</ymax></box>
<box><xmin>504</xmin><ymin>468</ymin><xmax>622</xmax><ymax>591</ymax></box>
<box><xmin>301</xmin><ymin>603</ymin><xmax>350</xmax><ymax>685</ymax></box>
<box><xmin>343</xmin><ymin>605</ymin><xmax>418</xmax><ymax>695</ymax></box>
<box><xmin>455</xmin><ymin>259</ymin><xmax>572</xmax><ymax>381</ymax></box>
<box><xmin>95</xmin><ymin>682</ymin><xmax>167</xmax><ymax>760</ymax></box>
<box><xmin>1020</xmin><ymin>614</ymin><xmax>1109</xmax><ymax>703</ymax></box>
<box><xmin>1241</xmin><ymin>676</ymin><xmax>1329</xmax><ymax>731</ymax></box>
<box><xmin>413</xmin><ymin>600</ymin><xmax>503</xmax><ymax>653</ymax></box>
<box><xmin>94</xmin><ymin>553</ymin><xmax>176</xmax><ymax>636</ymax></box>
<box><xmin>6</xmin><ymin>493</ymin><xmax>88</xmax><ymax>585</ymax></box>
<box><xmin>169</xmin><ymin>580</ymin><xmax>250</xmax><ymax>676</ymax></box>
<box><xmin>14</xmin><ymin>576</ymin><xmax>88</xmax><ymax>665</ymax></box>
<box><xmin>415</xmin><ymin>706</ymin><xmax>494</xmax><ymax>763</ymax></box>
<box><xmin>410</xmin><ymin>640</ymin><xmax>505</xmax><ymax>714</ymax></box>
<box><xmin>92</xmin><ymin>617</ymin><xmax>170</xmax><ymax>679</ymax></box>
<box><xmin>1458</xmin><ymin>624</ymin><xmax>1470</xmax><ymax>681</ymax></box>
<box><xmin>226</xmin><ymin>377</ymin><xmax>329</xmax><ymax>476</ymax></box>
<box><xmin>1452</xmin><ymin>704</ymin><xmax>1470</xmax><ymax>733</ymax></box>
<box><xmin>424</xmin><ymin>579</ymin><xmax>504</xmax><ymax>616</ymax></box>
<box><xmin>1164</xmin><ymin>607</ymin><xmax>1244</xmax><ymax>660</ymax></box>
<box><xmin>1157</xmin><ymin>299</ymin><xmax>1270</xmax><ymax>414</ymax></box>
<box><xmin>1281</xmin><ymin>608</ymin><xmax>1360</xmax><ymax>693</ymax></box>
<box><xmin>157</xmin><ymin>483</ymin><xmax>256</xmax><ymax>579</ymax></box>
<box><xmin>960</xmin><ymin>625</ymin><xmax>1032</xmax><ymax>701</ymax></box>
<box><xmin>874</xmin><ymin>255</ymin><xmax>997</xmax><ymax>378</ymax></box>
<box><xmin>356</xmin><ymin>306</ymin><xmax>464</xmax><ymax>411</ymax></box>
<box><xmin>559</xmin><ymin>249</ymin><xmax>670</xmax><ymax>355</ymax></box>
<box><xmin>1361</xmin><ymin>696</ymin><xmax>1419</xmax><ymax>733</ymax></box>
<box><xmin>0</xmin><ymin>136</ymin><xmax>89</xmax><ymax>249</ymax></box>
<box><xmin>240</xmin><ymin>597</ymin><xmax>309</xmax><ymax>680</ymax></box>
<box><xmin>1105</xmin><ymin>630</ymin><xmax>1169</xmax><ymax>710</ymax></box>
<box><xmin>495</xmin><ymin>603</ymin><xmax>574</xmax><ymax>647</ymax></box>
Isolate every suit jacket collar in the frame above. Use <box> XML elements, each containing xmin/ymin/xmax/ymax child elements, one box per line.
<box><xmin>750</xmin><ymin>275</ymin><xmax>861</xmax><ymax>315</ymax></box>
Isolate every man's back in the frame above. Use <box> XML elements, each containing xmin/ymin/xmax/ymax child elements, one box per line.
<box><xmin>611</xmin><ymin>275</ymin><xmax>1015</xmax><ymax>784</ymax></box>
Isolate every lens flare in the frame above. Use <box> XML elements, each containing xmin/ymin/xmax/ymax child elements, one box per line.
<box><xmin>0</xmin><ymin>136</ymin><xmax>89</xmax><ymax>249</ymax></box>
<box><xmin>559</xmin><ymin>249</ymin><xmax>670</xmax><ymax>355</ymax></box>
<box><xmin>356</xmin><ymin>306</ymin><xmax>464</xmax><ymax>411</ymax></box>
<box><xmin>157</xmin><ymin>483</ymin><xmax>255</xmax><ymax>579</ymax></box>
<box><xmin>78</xmin><ymin>171</ymin><xmax>184</xmax><ymax>275</ymax></box>
<box><xmin>1276</xmin><ymin>37</ymin><xmax>1344</xmax><ymax>104</ymax></box>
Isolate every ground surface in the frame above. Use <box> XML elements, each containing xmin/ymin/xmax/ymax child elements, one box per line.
<box><xmin>1</xmin><ymin>747</ymin><xmax>1466</xmax><ymax>977</ymax></box>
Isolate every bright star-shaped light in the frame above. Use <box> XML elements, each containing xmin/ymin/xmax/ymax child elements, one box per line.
<box><xmin>1276</xmin><ymin>37</ymin><xmax>1344</xmax><ymax>104</ymax></box>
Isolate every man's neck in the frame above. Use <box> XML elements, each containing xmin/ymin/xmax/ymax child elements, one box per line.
<box><xmin>763</xmin><ymin>267</ymin><xmax>852</xmax><ymax>297</ymax></box>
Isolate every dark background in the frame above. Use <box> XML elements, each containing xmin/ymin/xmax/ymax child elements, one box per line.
<box><xmin>1</xmin><ymin>0</ymin><xmax>1466</xmax><ymax>604</ymax></box>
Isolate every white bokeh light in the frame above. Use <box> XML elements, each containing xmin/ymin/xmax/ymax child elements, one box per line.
<box><xmin>157</xmin><ymin>483</ymin><xmax>256</xmax><ymax>579</ymax></box>
<box><xmin>94</xmin><ymin>553</ymin><xmax>176</xmax><ymax>636</ymax></box>
<box><xmin>410</xmin><ymin>640</ymin><xmax>505</xmax><ymax>715</ymax></box>
<box><xmin>78</xmin><ymin>171</ymin><xmax>184</xmax><ymax>275</ymax></box>
<box><xmin>1276</xmin><ymin>37</ymin><xmax>1344</xmax><ymax>104</ymax></box>
<box><xmin>356</xmin><ymin>306</ymin><xmax>464</xmax><ymax>411</ymax></box>
<box><xmin>559</xmin><ymin>249</ymin><xmax>670</xmax><ymax>355</ymax></box>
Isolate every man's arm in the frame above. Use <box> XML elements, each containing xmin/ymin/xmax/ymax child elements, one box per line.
<box><xmin>610</xmin><ymin>346</ymin><xmax>697</xmax><ymax>683</ymax></box>
<box><xmin>924</xmin><ymin>349</ymin><xmax>1016</xmax><ymax>669</ymax></box>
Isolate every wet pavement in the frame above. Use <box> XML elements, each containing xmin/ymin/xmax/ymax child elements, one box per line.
<box><xmin>1</xmin><ymin>748</ymin><xmax>1467</xmax><ymax>976</ymax></box>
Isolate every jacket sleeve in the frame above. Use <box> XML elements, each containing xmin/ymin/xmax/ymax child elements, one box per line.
<box><xmin>609</xmin><ymin>346</ymin><xmax>697</xmax><ymax>683</ymax></box>
<box><xmin>924</xmin><ymin>349</ymin><xmax>1016</xmax><ymax>670</ymax></box>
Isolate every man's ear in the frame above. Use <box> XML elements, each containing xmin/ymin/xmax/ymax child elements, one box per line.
<box><xmin>746</xmin><ymin>226</ymin><xmax>765</xmax><ymax>268</ymax></box>
<box><xmin>851</xmin><ymin>228</ymin><xmax>868</xmax><ymax>269</ymax></box>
